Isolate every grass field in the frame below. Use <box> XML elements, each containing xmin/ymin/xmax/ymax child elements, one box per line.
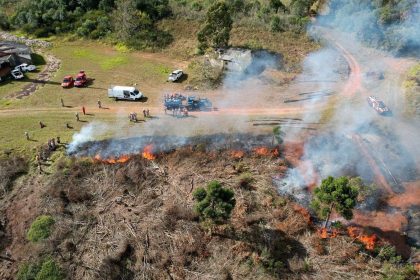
<box><xmin>0</xmin><ymin>24</ymin><xmax>318</xmax><ymax>156</ymax></box>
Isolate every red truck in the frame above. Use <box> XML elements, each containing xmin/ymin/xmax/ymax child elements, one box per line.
<box><xmin>61</xmin><ymin>75</ymin><xmax>74</xmax><ymax>88</ymax></box>
<box><xmin>74</xmin><ymin>70</ymin><xmax>87</xmax><ymax>87</ymax></box>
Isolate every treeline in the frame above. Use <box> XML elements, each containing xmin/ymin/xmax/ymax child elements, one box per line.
<box><xmin>0</xmin><ymin>0</ymin><xmax>318</xmax><ymax>49</ymax></box>
<box><xmin>0</xmin><ymin>0</ymin><xmax>172</xmax><ymax>49</ymax></box>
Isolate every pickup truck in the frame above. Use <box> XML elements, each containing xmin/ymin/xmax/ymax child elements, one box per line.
<box><xmin>74</xmin><ymin>70</ymin><xmax>87</xmax><ymax>87</ymax></box>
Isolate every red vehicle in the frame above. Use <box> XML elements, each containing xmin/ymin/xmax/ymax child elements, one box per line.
<box><xmin>74</xmin><ymin>70</ymin><xmax>87</xmax><ymax>87</ymax></box>
<box><xmin>61</xmin><ymin>75</ymin><xmax>74</xmax><ymax>88</ymax></box>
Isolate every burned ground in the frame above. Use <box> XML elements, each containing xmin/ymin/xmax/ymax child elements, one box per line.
<box><xmin>0</xmin><ymin>147</ymin><xmax>415</xmax><ymax>280</ymax></box>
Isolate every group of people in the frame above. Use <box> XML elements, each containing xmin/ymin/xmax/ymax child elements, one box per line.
<box><xmin>35</xmin><ymin>136</ymin><xmax>61</xmax><ymax>173</ymax></box>
<box><xmin>168</xmin><ymin>107</ymin><xmax>188</xmax><ymax>117</ymax></box>
<box><xmin>164</xmin><ymin>93</ymin><xmax>185</xmax><ymax>100</ymax></box>
<box><xmin>142</xmin><ymin>109</ymin><xmax>150</xmax><ymax>118</ymax></box>
<box><xmin>129</xmin><ymin>112</ymin><xmax>138</xmax><ymax>122</ymax></box>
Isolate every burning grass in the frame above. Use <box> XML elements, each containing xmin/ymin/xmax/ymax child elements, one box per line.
<box><xmin>1</xmin><ymin>143</ymin><xmax>418</xmax><ymax>279</ymax></box>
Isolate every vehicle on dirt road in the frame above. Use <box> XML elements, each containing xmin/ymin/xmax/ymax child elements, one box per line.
<box><xmin>108</xmin><ymin>86</ymin><xmax>143</xmax><ymax>101</ymax></box>
<box><xmin>168</xmin><ymin>69</ymin><xmax>183</xmax><ymax>82</ymax></box>
<box><xmin>367</xmin><ymin>96</ymin><xmax>390</xmax><ymax>115</ymax></box>
<box><xmin>164</xmin><ymin>94</ymin><xmax>212</xmax><ymax>111</ymax></box>
<box><xmin>61</xmin><ymin>75</ymin><xmax>74</xmax><ymax>88</ymax></box>
<box><xmin>74</xmin><ymin>70</ymin><xmax>87</xmax><ymax>87</ymax></box>
<box><xmin>11</xmin><ymin>69</ymin><xmax>24</xmax><ymax>80</ymax></box>
<box><xmin>14</xmin><ymin>63</ymin><xmax>36</xmax><ymax>72</ymax></box>
<box><xmin>186</xmin><ymin>96</ymin><xmax>212</xmax><ymax>111</ymax></box>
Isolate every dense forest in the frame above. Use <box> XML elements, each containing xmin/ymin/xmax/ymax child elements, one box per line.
<box><xmin>0</xmin><ymin>0</ymin><xmax>418</xmax><ymax>53</ymax></box>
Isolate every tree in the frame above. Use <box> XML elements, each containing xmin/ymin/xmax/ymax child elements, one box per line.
<box><xmin>269</xmin><ymin>0</ymin><xmax>287</xmax><ymax>13</ymax></box>
<box><xmin>113</xmin><ymin>0</ymin><xmax>139</xmax><ymax>42</ymax></box>
<box><xmin>272</xmin><ymin>125</ymin><xmax>285</xmax><ymax>144</ymax></box>
<box><xmin>310</xmin><ymin>176</ymin><xmax>359</xmax><ymax>228</ymax></box>
<box><xmin>197</xmin><ymin>1</ymin><xmax>233</xmax><ymax>53</ymax></box>
<box><xmin>193</xmin><ymin>180</ymin><xmax>236</xmax><ymax>223</ymax></box>
<box><xmin>290</xmin><ymin>0</ymin><xmax>313</xmax><ymax>17</ymax></box>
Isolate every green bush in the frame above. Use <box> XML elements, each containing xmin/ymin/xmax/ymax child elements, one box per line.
<box><xmin>27</xmin><ymin>215</ymin><xmax>55</xmax><ymax>242</ymax></box>
<box><xmin>36</xmin><ymin>258</ymin><xmax>63</xmax><ymax>280</ymax></box>
<box><xmin>17</xmin><ymin>262</ymin><xmax>40</xmax><ymax>280</ymax></box>
<box><xmin>17</xmin><ymin>258</ymin><xmax>63</xmax><ymax>280</ymax></box>
<box><xmin>193</xmin><ymin>180</ymin><xmax>236</xmax><ymax>223</ymax></box>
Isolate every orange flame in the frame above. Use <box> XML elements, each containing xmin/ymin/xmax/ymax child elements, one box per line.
<box><xmin>142</xmin><ymin>144</ymin><xmax>156</xmax><ymax>160</ymax></box>
<box><xmin>94</xmin><ymin>154</ymin><xmax>131</xmax><ymax>164</ymax></box>
<box><xmin>253</xmin><ymin>147</ymin><xmax>279</xmax><ymax>157</ymax></box>
<box><xmin>347</xmin><ymin>226</ymin><xmax>377</xmax><ymax>250</ymax></box>
<box><xmin>318</xmin><ymin>227</ymin><xmax>328</xmax><ymax>239</ymax></box>
<box><xmin>317</xmin><ymin>227</ymin><xmax>339</xmax><ymax>239</ymax></box>
<box><xmin>230</xmin><ymin>150</ymin><xmax>245</xmax><ymax>159</ymax></box>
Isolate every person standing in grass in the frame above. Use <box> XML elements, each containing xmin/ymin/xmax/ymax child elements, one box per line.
<box><xmin>97</xmin><ymin>100</ymin><xmax>102</xmax><ymax>109</ymax></box>
<box><xmin>75</xmin><ymin>112</ymin><xmax>79</xmax><ymax>122</ymax></box>
<box><xmin>82</xmin><ymin>106</ymin><xmax>86</xmax><ymax>115</ymax></box>
<box><xmin>60</xmin><ymin>98</ymin><xmax>64</xmax><ymax>107</ymax></box>
<box><xmin>25</xmin><ymin>131</ymin><xmax>29</xmax><ymax>140</ymax></box>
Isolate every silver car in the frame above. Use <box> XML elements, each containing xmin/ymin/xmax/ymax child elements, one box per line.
<box><xmin>168</xmin><ymin>69</ymin><xmax>183</xmax><ymax>82</ymax></box>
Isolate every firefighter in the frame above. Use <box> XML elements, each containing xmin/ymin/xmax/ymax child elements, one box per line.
<box><xmin>25</xmin><ymin>131</ymin><xmax>29</xmax><ymax>140</ymax></box>
<box><xmin>75</xmin><ymin>112</ymin><xmax>80</xmax><ymax>122</ymax></box>
<box><xmin>36</xmin><ymin>154</ymin><xmax>43</xmax><ymax>174</ymax></box>
<box><xmin>97</xmin><ymin>100</ymin><xmax>102</xmax><ymax>109</ymax></box>
<box><xmin>51</xmin><ymin>138</ymin><xmax>56</xmax><ymax>150</ymax></box>
<box><xmin>60</xmin><ymin>98</ymin><xmax>64</xmax><ymax>107</ymax></box>
<box><xmin>82</xmin><ymin>106</ymin><xmax>86</xmax><ymax>115</ymax></box>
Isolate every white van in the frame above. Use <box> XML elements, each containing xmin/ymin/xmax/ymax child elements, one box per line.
<box><xmin>108</xmin><ymin>86</ymin><xmax>143</xmax><ymax>101</ymax></box>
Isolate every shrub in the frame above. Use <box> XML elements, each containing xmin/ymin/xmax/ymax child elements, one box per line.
<box><xmin>17</xmin><ymin>258</ymin><xmax>63</xmax><ymax>280</ymax></box>
<box><xmin>35</xmin><ymin>258</ymin><xmax>63</xmax><ymax>280</ymax></box>
<box><xmin>270</xmin><ymin>16</ymin><xmax>284</xmax><ymax>33</ymax></box>
<box><xmin>193</xmin><ymin>180</ymin><xmax>236</xmax><ymax>223</ymax></box>
<box><xmin>27</xmin><ymin>215</ymin><xmax>55</xmax><ymax>242</ymax></box>
<box><xmin>238</xmin><ymin>172</ymin><xmax>254</xmax><ymax>189</ymax></box>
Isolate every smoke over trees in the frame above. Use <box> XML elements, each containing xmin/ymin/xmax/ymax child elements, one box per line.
<box><xmin>319</xmin><ymin>0</ymin><xmax>420</xmax><ymax>55</ymax></box>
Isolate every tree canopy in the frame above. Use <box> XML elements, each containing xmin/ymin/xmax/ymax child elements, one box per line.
<box><xmin>311</xmin><ymin>176</ymin><xmax>359</xmax><ymax>227</ymax></box>
<box><xmin>197</xmin><ymin>1</ymin><xmax>233</xmax><ymax>53</ymax></box>
<box><xmin>193</xmin><ymin>180</ymin><xmax>236</xmax><ymax>223</ymax></box>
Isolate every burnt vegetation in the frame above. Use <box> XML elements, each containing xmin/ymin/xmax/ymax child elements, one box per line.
<box><xmin>0</xmin><ymin>148</ymin><xmax>417</xmax><ymax>279</ymax></box>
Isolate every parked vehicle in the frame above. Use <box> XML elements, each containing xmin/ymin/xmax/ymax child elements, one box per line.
<box><xmin>164</xmin><ymin>94</ymin><xmax>212</xmax><ymax>111</ymax></box>
<box><xmin>186</xmin><ymin>96</ymin><xmax>212</xmax><ymax>111</ymax></box>
<box><xmin>108</xmin><ymin>86</ymin><xmax>143</xmax><ymax>101</ymax></box>
<box><xmin>15</xmin><ymin>63</ymin><xmax>36</xmax><ymax>72</ymax></box>
<box><xmin>61</xmin><ymin>75</ymin><xmax>74</xmax><ymax>88</ymax></box>
<box><xmin>367</xmin><ymin>96</ymin><xmax>390</xmax><ymax>115</ymax></box>
<box><xmin>11</xmin><ymin>69</ymin><xmax>24</xmax><ymax>80</ymax></box>
<box><xmin>168</xmin><ymin>69</ymin><xmax>183</xmax><ymax>82</ymax></box>
<box><xmin>74</xmin><ymin>70</ymin><xmax>87</xmax><ymax>87</ymax></box>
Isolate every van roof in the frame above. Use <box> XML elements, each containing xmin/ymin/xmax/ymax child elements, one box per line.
<box><xmin>111</xmin><ymin>86</ymin><xmax>137</xmax><ymax>91</ymax></box>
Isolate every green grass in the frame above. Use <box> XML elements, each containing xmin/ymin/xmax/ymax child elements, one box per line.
<box><xmin>27</xmin><ymin>215</ymin><xmax>55</xmax><ymax>242</ymax></box>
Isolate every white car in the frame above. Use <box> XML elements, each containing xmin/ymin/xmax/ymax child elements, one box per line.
<box><xmin>11</xmin><ymin>69</ymin><xmax>24</xmax><ymax>80</ymax></box>
<box><xmin>15</xmin><ymin>63</ymin><xmax>36</xmax><ymax>72</ymax></box>
<box><xmin>168</xmin><ymin>69</ymin><xmax>183</xmax><ymax>82</ymax></box>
